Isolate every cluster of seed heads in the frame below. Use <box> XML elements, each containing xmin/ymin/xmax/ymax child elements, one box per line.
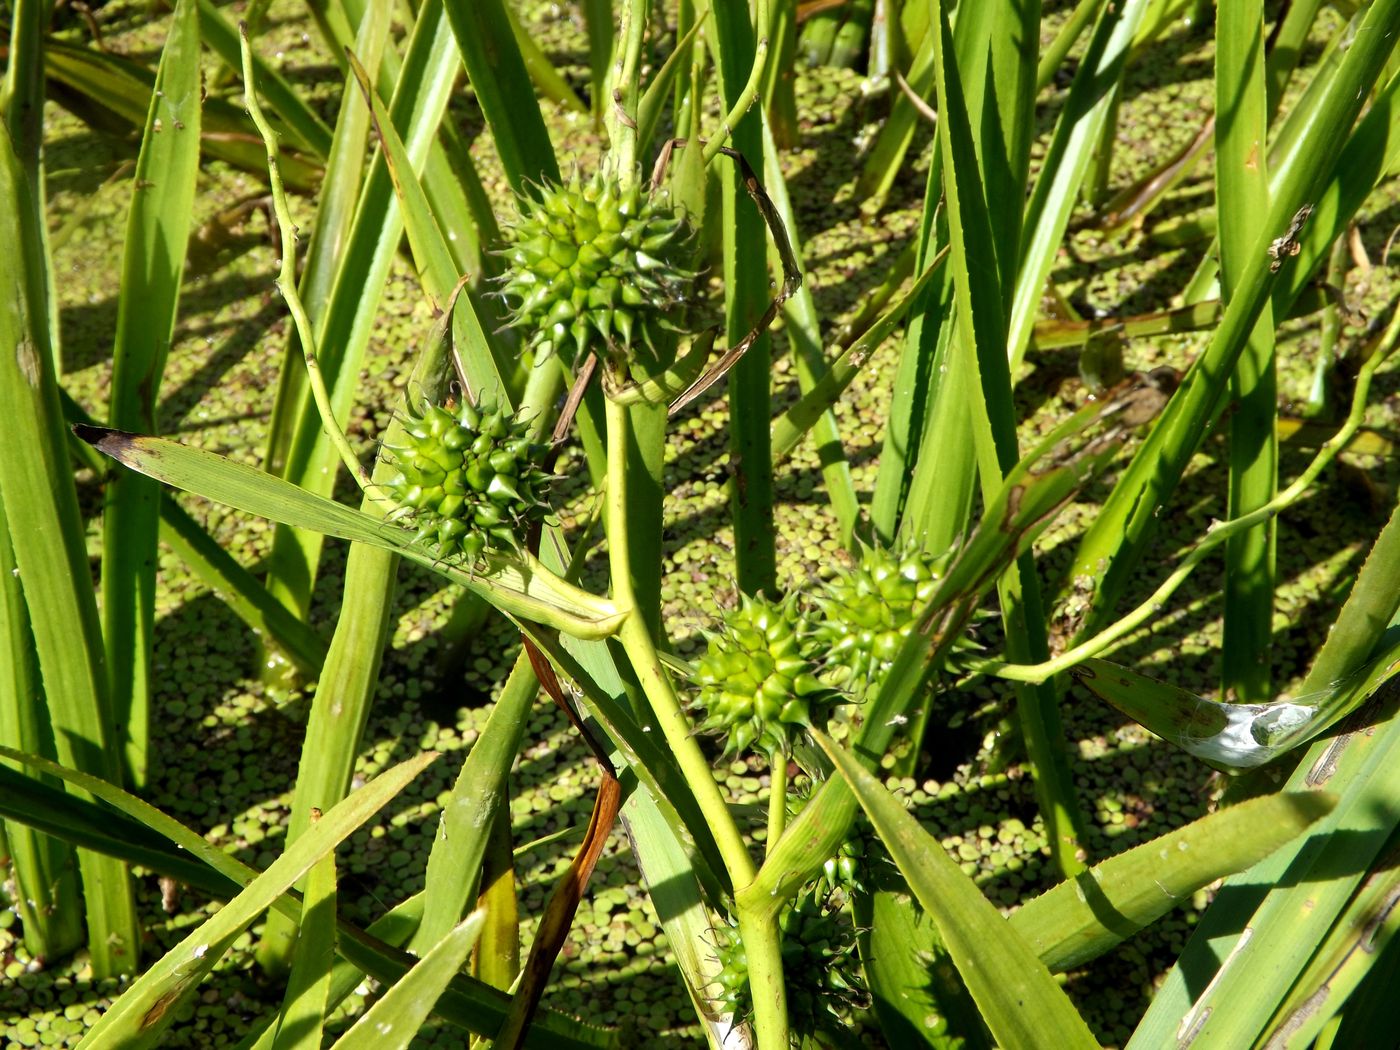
<box><xmin>693</xmin><ymin>543</ymin><xmax>969</xmax><ymax>757</ymax></box>
<box><xmin>498</xmin><ymin>169</ymin><xmax>695</xmax><ymax>371</ymax></box>
<box><xmin>383</xmin><ymin>399</ymin><xmax>551</xmax><ymax>562</ymax></box>
<box><xmin>710</xmin><ymin>893</ymin><xmax>868</xmax><ymax>1042</ymax></box>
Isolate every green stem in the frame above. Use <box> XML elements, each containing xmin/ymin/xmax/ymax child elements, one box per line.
<box><xmin>602</xmin><ymin>394</ymin><xmax>786</xmax><ymax>1046</ymax></box>
<box><xmin>240</xmin><ymin>25</ymin><xmax>372</xmax><ymax>496</ymax></box>
<box><xmin>971</xmin><ymin>332</ymin><xmax>1396</xmax><ymax>686</ymax></box>
<box><xmin>606</xmin><ymin>0</ymin><xmax>649</xmax><ymax>176</ymax></box>
<box><xmin>604</xmin><ymin>397</ymin><xmax>751</xmax><ymax>880</ymax></box>
<box><xmin>1035</xmin><ymin>0</ymin><xmax>1104</xmax><ymax>91</ymax></box>
<box><xmin>736</xmin><ymin>908</ymin><xmax>785</xmax><ymax>1046</ymax></box>
<box><xmin>702</xmin><ymin>0</ymin><xmax>772</xmax><ymax>166</ymax></box>
<box><xmin>766</xmin><ymin>753</ymin><xmax>787</xmax><ymax>858</ymax></box>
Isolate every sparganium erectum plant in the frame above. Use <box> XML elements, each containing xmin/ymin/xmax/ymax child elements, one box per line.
<box><xmin>7</xmin><ymin>1</ymin><xmax>1400</xmax><ymax>1048</ymax></box>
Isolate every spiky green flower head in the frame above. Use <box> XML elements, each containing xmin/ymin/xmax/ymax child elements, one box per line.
<box><xmin>694</xmin><ymin>593</ymin><xmax>842</xmax><ymax>757</ymax></box>
<box><xmin>812</xmin><ymin>541</ymin><xmax>954</xmax><ymax>699</ymax></box>
<box><xmin>498</xmin><ymin>168</ymin><xmax>695</xmax><ymax>376</ymax></box>
<box><xmin>383</xmin><ymin>399</ymin><xmax>551</xmax><ymax>562</ymax></box>
<box><xmin>709</xmin><ymin>894</ymin><xmax>868</xmax><ymax>1044</ymax></box>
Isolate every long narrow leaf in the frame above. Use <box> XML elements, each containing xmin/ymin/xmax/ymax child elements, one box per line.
<box><xmin>760</xmin><ymin>121</ymin><xmax>860</xmax><ymax>543</ymax></box>
<box><xmin>709</xmin><ymin>2</ymin><xmax>776</xmax><ymax>595</ymax></box>
<box><xmin>0</xmin><ymin>511</ymin><xmax>82</xmax><ymax>961</ymax></box>
<box><xmin>1010</xmin><ymin>791</ymin><xmax>1334</xmax><ymax>972</ymax></box>
<box><xmin>0</xmin><ymin>115</ymin><xmax>138</xmax><ymax>978</ymax></box>
<box><xmin>442</xmin><ymin>0</ymin><xmax>559</xmax><ymax>193</ymax></box>
<box><xmin>1256</xmin><ymin>832</ymin><xmax>1400</xmax><ymax>1047</ymax></box>
<box><xmin>78</xmin><ymin>427</ymin><xmax>623</xmax><ymax>639</ymax></box>
<box><xmin>1128</xmin><ymin>691</ymin><xmax>1400</xmax><ymax>1048</ymax></box>
<box><xmin>346</xmin><ymin>49</ymin><xmax>507</xmax><ymax>403</ymax></box>
<box><xmin>410</xmin><ymin>653</ymin><xmax>537</xmax><ymax>953</ymax></box>
<box><xmin>856</xmin><ymin>883</ymin><xmax>991</xmax><ymax>1049</ymax></box>
<box><xmin>80</xmin><ymin>752</ymin><xmax>438</xmax><ymax>1049</ymax></box>
<box><xmin>1008</xmin><ymin>0</ymin><xmax>1148</xmax><ymax>367</ymax></box>
<box><xmin>44</xmin><ymin>39</ymin><xmax>321</xmax><ymax>190</ymax></box>
<box><xmin>1072</xmin><ymin>641</ymin><xmax>1400</xmax><ymax>773</ymax></box>
<box><xmin>1216</xmin><ymin>0</ymin><xmax>1277</xmax><ymax>704</ymax></box>
<box><xmin>101</xmin><ymin>0</ymin><xmax>203</xmax><ymax>787</ymax></box>
<box><xmin>0</xmin><ymin>750</ymin><xmax>612</xmax><ymax>1048</ymax></box>
<box><xmin>1065</xmin><ymin>0</ymin><xmax>1400</xmax><ymax>633</ymax></box>
<box><xmin>927</xmin><ymin>0</ymin><xmax>1085</xmax><ymax>872</ymax></box>
<box><xmin>263</xmin><ymin>1</ymin><xmax>391</xmax><ymax>483</ymax></box>
<box><xmin>271</xmin><ymin>849</ymin><xmax>338</xmax><ymax>1050</ymax></box>
<box><xmin>332</xmin><ymin>913</ymin><xmax>486</xmax><ymax>1050</ymax></box>
<box><xmin>816</xmin><ymin>732</ymin><xmax>1099</xmax><ymax>1050</ymax></box>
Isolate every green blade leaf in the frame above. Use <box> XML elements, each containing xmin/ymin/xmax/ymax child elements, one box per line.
<box><xmin>345</xmin><ymin>48</ymin><xmax>507</xmax><ymax>403</ymax></box>
<box><xmin>76</xmin><ymin>427</ymin><xmax>624</xmax><ymax>640</ymax></box>
<box><xmin>155</xmin><ymin>498</ymin><xmax>327</xmax><ymax>677</ymax></box>
<box><xmin>1010</xmin><ymin>791</ymin><xmax>1335</xmax><ymax>972</ymax></box>
<box><xmin>0</xmin><ymin>510</ymin><xmax>83</xmax><ymax>961</ymax></box>
<box><xmin>331</xmin><ymin>912</ymin><xmax>486</xmax><ymax>1050</ymax></box>
<box><xmin>814</xmin><ymin>731</ymin><xmax>1099</xmax><ymax>1050</ymax></box>
<box><xmin>410</xmin><ymin>653</ymin><xmax>536</xmax><ymax>954</ymax></box>
<box><xmin>1008</xmin><ymin>0</ymin><xmax>1148</xmax><ymax>366</ymax></box>
<box><xmin>442</xmin><ymin>0</ymin><xmax>558</xmax><ymax>192</ymax></box>
<box><xmin>0</xmin><ymin>758</ymin><xmax>233</xmax><ymax>898</ymax></box>
<box><xmin>759</xmin><ymin>120</ymin><xmax>860</xmax><ymax>543</ymax></box>
<box><xmin>1216</xmin><ymin>0</ymin><xmax>1277</xmax><ymax>705</ymax></box>
<box><xmin>1128</xmin><ymin>691</ymin><xmax>1400</xmax><ymax>1048</ymax></box>
<box><xmin>856</xmin><ymin>884</ymin><xmax>992</xmax><ymax>1049</ymax></box>
<box><xmin>80</xmin><ymin>752</ymin><xmax>438</xmax><ymax>1049</ymax></box>
<box><xmin>1255</xmin><ymin>831</ymin><xmax>1400</xmax><ymax>1046</ymax></box>
<box><xmin>1065</xmin><ymin>0</ymin><xmax>1400</xmax><ymax>636</ymax></box>
<box><xmin>44</xmin><ymin>38</ymin><xmax>321</xmax><ymax>190</ymax></box>
<box><xmin>261</xmin><ymin>0</ymin><xmax>391</xmax><ymax>498</ymax></box>
<box><xmin>0</xmin><ymin>110</ymin><xmax>138</xmax><ymax>978</ymax></box>
<box><xmin>1072</xmin><ymin>645</ymin><xmax>1400</xmax><ymax>773</ymax></box>
<box><xmin>708</xmin><ymin>3</ymin><xmax>776</xmax><ymax>596</ymax></box>
<box><xmin>0</xmin><ymin>750</ymin><xmax>612</xmax><ymax>1048</ymax></box>
<box><xmin>102</xmin><ymin>0</ymin><xmax>203</xmax><ymax>786</ymax></box>
<box><xmin>618</xmin><ymin>788</ymin><xmax>735</xmax><ymax>1046</ymax></box>
<box><xmin>770</xmin><ymin>253</ymin><xmax>945</xmax><ymax>462</ymax></box>
<box><xmin>927</xmin><ymin>0</ymin><xmax>1086</xmax><ymax>873</ymax></box>
<box><xmin>271</xmin><ymin>849</ymin><xmax>338</xmax><ymax>1050</ymax></box>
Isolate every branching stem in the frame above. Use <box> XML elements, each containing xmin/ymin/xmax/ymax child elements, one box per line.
<box><xmin>239</xmin><ymin>25</ymin><xmax>371</xmax><ymax>494</ymax></box>
<box><xmin>240</xmin><ymin>24</ymin><xmax>372</xmax><ymax>492</ymax></box>
<box><xmin>603</xmin><ymin>393</ymin><xmax>787</xmax><ymax>1048</ymax></box>
<box><xmin>702</xmin><ymin>0</ymin><xmax>772</xmax><ymax>166</ymax></box>
<box><xmin>971</xmin><ymin>333</ymin><xmax>1399</xmax><ymax>685</ymax></box>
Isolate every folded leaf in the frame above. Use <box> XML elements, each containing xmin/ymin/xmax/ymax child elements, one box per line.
<box><xmin>76</xmin><ymin>427</ymin><xmax>624</xmax><ymax>640</ymax></box>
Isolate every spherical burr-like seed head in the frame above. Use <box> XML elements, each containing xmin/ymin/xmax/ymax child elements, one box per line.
<box><xmin>383</xmin><ymin>399</ymin><xmax>551</xmax><ymax>561</ymax></box>
<box><xmin>499</xmin><ymin>170</ymin><xmax>696</xmax><ymax>372</ymax></box>
<box><xmin>812</xmin><ymin>542</ymin><xmax>952</xmax><ymax>699</ymax></box>
<box><xmin>693</xmin><ymin>593</ymin><xmax>841</xmax><ymax>757</ymax></box>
